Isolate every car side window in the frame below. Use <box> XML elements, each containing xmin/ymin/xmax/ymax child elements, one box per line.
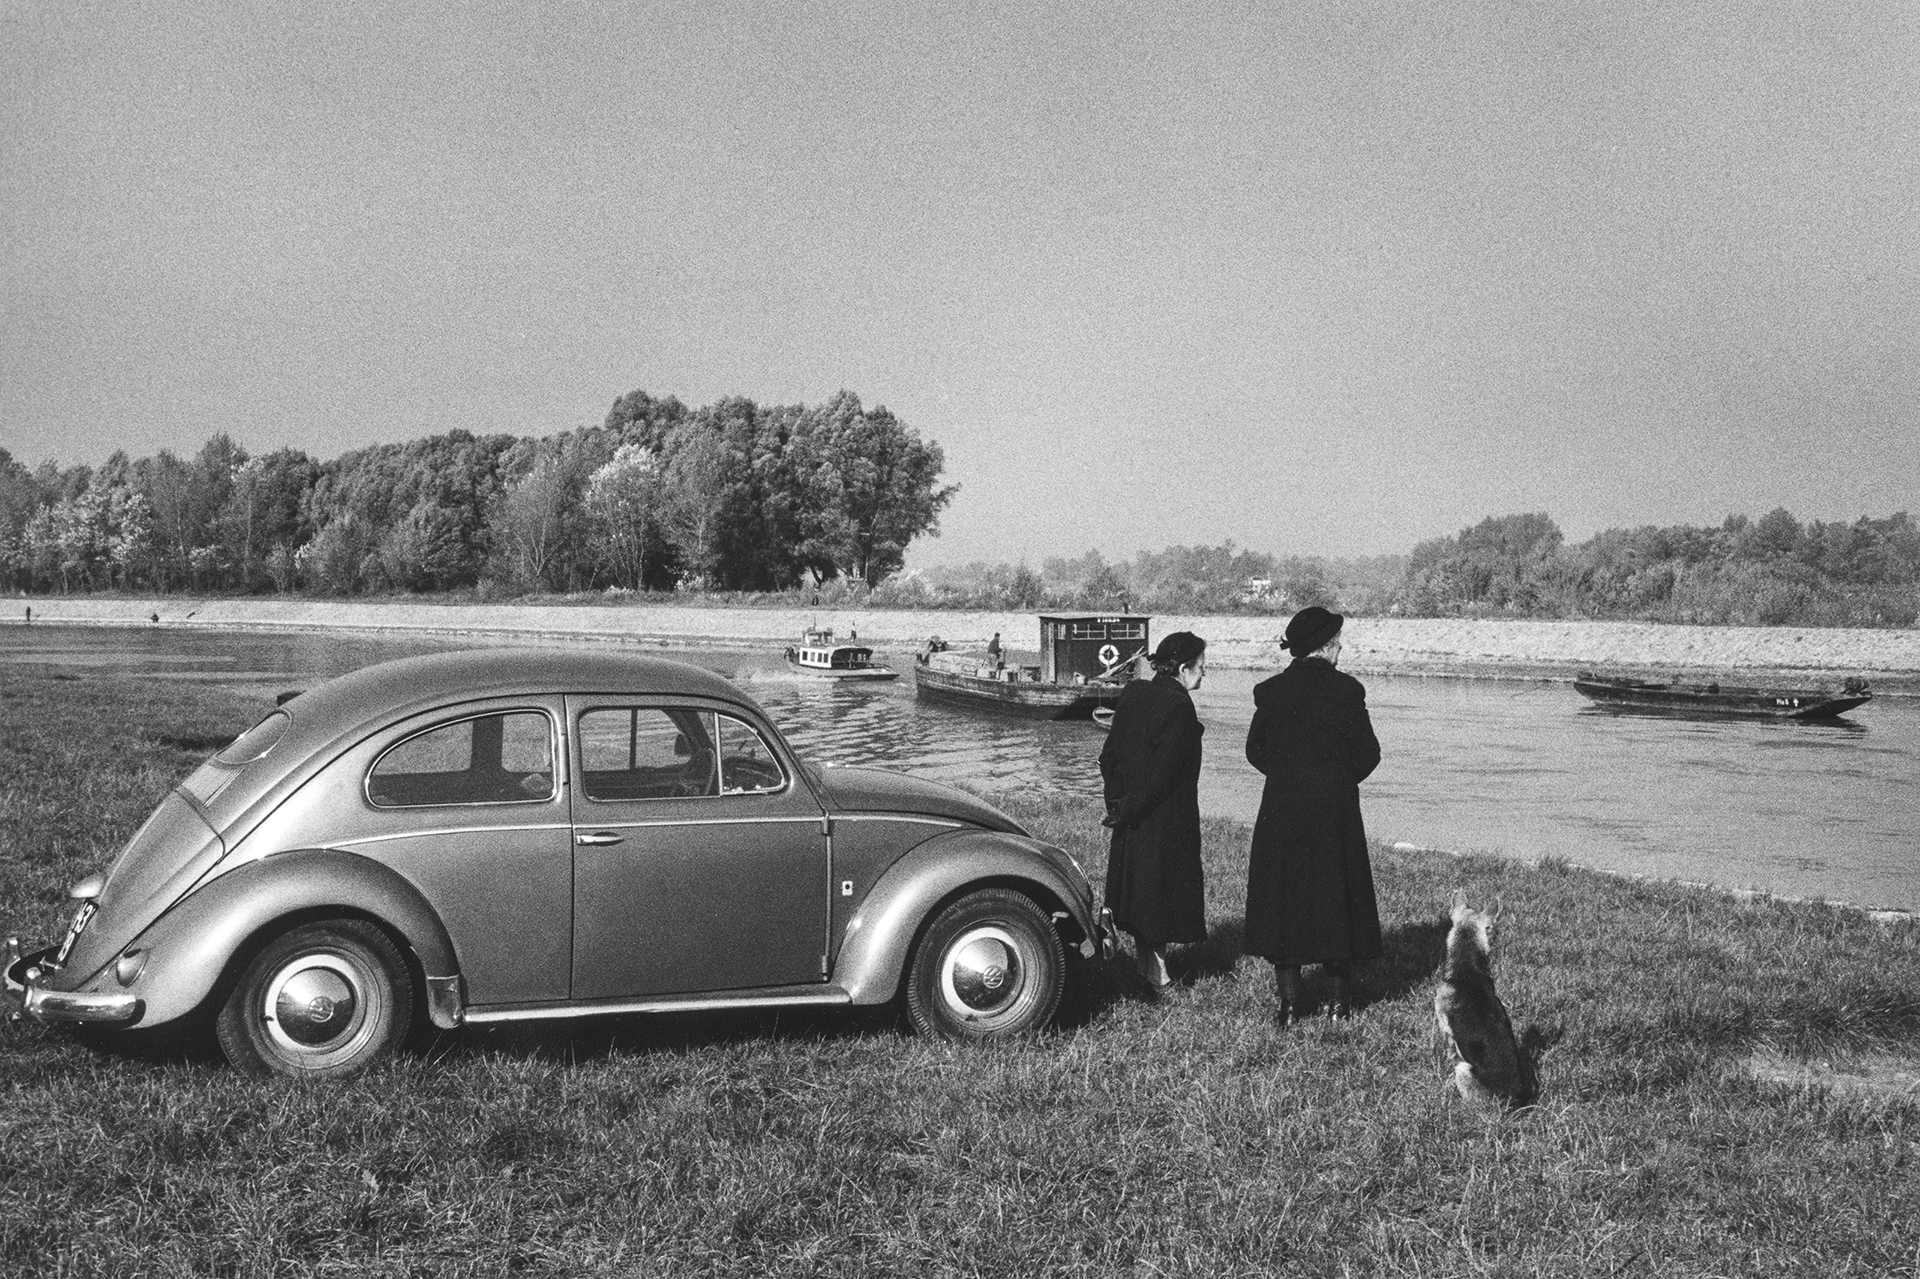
<box><xmin>717</xmin><ymin>714</ymin><xmax>786</xmax><ymax>794</ymax></box>
<box><xmin>367</xmin><ymin>711</ymin><xmax>555</xmax><ymax>807</ymax></box>
<box><xmin>579</xmin><ymin>707</ymin><xmax>720</xmax><ymax>801</ymax></box>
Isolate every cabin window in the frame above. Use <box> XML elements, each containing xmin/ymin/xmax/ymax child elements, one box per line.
<box><xmin>1108</xmin><ymin>622</ymin><xmax>1146</xmax><ymax>640</ymax></box>
<box><xmin>367</xmin><ymin>711</ymin><xmax>555</xmax><ymax>807</ymax></box>
<box><xmin>1068</xmin><ymin>621</ymin><xmax>1108</xmax><ymax>640</ymax></box>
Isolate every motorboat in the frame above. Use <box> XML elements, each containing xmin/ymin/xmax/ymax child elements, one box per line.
<box><xmin>784</xmin><ymin>628</ymin><xmax>899</xmax><ymax>681</ymax></box>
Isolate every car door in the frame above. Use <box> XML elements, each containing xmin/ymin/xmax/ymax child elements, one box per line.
<box><xmin>345</xmin><ymin>697</ymin><xmax>573</xmax><ymax>1006</ymax></box>
<box><xmin>566</xmin><ymin>696</ymin><xmax>829</xmax><ymax>999</ymax></box>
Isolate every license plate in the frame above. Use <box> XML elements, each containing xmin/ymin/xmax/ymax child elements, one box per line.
<box><xmin>53</xmin><ymin>901</ymin><xmax>96</xmax><ymax>967</ymax></box>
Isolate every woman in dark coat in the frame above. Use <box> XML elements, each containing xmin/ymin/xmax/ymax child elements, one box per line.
<box><xmin>1099</xmin><ymin>631</ymin><xmax>1209</xmax><ymax>992</ymax></box>
<box><xmin>1243</xmin><ymin>607</ymin><xmax>1381</xmax><ymax>1023</ymax></box>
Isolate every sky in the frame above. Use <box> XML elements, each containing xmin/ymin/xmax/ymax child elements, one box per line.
<box><xmin>3</xmin><ymin>1</ymin><xmax>1917</xmax><ymax>566</ymax></box>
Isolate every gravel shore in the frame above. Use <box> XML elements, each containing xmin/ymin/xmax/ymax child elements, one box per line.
<box><xmin>13</xmin><ymin>595</ymin><xmax>1920</xmax><ymax>690</ymax></box>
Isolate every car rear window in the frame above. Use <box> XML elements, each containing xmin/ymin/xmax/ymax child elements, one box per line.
<box><xmin>367</xmin><ymin>711</ymin><xmax>555</xmax><ymax>807</ymax></box>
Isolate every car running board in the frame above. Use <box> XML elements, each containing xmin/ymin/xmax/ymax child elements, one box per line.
<box><xmin>458</xmin><ymin>984</ymin><xmax>854</xmax><ymax>1026</ymax></box>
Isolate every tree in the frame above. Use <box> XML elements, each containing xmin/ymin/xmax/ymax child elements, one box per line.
<box><xmin>653</xmin><ymin>399</ymin><xmax>803</xmax><ymax>591</ymax></box>
<box><xmin>105</xmin><ymin>486</ymin><xmax>155</xmax><ymax>589</ymax></box>
<box><xmin>51</xmin><ymin>488</ymin><xmax>109</xmax><ymax>591</ymax></box>
<box><xmin>0</xmin><ymin>449</ymin><xmax>36</xmax><ymax>590</ymax></box>
<box><xmin>787</xmin><ymin>392</ymin><xmax>956</xmax><ymax>586</ymax></box>
<box><xmin>1008</xmin><ymin>564</ymin><xmax>1044</xmax><ymax>609</ymax></box>
<box><xmin>301</xmin><ymin>515</ymin><xmax>376</xmax><ymax>595</ymax></box>
<box><xmin>375</xmin><ymin>500</ymin><xmax>470</xmax><ymax>591</ymax></box>
<box><xmin>584</xmin><ymin>444</ymin><xmax>664</xmax><ymax>591</ymax></box>
<box><xmin>603</xmin><ymin>389</ymin><xmax>690</xmax><ymax>451</ymax></box>
<box><xmin>490</xmin><ymin>455</ymin><xmax>574</xmax><ymax>591</ymax></box>
<box><xmin>1401</xmin><ymin>513</ymin><xmax>1564</xmax><ymax>613</ymax></box>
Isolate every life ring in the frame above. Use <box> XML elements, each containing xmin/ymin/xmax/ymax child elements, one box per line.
<box><xmin>1098</xmin><ymin>643</ymin><xmax>1119</xmax><ymax>667</ymax></box>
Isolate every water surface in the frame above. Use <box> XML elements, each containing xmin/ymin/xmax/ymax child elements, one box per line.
<box><xmin>5</xmin><ymin>624</ymin><xmax>1915</xmax><ymax>912</ymax></box>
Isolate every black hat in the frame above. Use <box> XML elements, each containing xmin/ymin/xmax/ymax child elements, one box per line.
<box><xmin>1280</xmin><ymin>606</ymin><xmax>1343</xmax><ymax>655</ymax></box>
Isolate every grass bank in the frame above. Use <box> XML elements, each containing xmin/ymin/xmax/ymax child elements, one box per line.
<box><xmin>3</xmin><ymin>668</ymin><xmax>1919</xmax><ymax>1276</ymax></box>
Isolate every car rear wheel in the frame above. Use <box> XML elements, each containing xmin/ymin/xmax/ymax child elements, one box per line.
<box><xmin>906</xmin><ymin>888</ymin><xmax>1065</xmax><ymax>1041</ymax></box>
<box><xmin>215</xmin><ymin>920</ymin><xmax>412</xmax><ymax>1079</ymax></box>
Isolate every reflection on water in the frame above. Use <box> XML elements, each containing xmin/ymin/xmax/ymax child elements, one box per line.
<box><xmin>5</xmin><ymin>624</ymin><xmax>1918</xmax><ymax>912</ymax></box>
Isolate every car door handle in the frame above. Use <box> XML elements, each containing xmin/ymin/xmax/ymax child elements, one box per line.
<box><xmin>575</xmin><ymin>831</ymin><xmax>624</xmax><ymax>846</ymax></box>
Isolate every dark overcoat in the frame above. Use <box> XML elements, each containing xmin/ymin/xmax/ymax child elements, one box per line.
<box><xmin>1098</xmin><ymin>672</ymin><xmax>1207</xmax><ymax>948</ymax></box>
<box><xmin>1242</xmin><ymin>657</ymin><xmax>1383</xmax><ymax>964</ymax></box>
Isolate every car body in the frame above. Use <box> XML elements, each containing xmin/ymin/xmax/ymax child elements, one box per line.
<box><xmin>5</xmin><ymin>649</ymin><xmax>1111</xmax><ymax>1076</ymax></box>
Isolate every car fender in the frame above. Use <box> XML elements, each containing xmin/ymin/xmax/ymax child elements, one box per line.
<box><xmin>833</xmin><ymin>828</ymin><xmax>1098</xmax><ymax>1004</ymax></box>
<box><xmin>115</xmin><ymin>848</ymin><xmax>462</xmax><ymax>1031</ymax></box>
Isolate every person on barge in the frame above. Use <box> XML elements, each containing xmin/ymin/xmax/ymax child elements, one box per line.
<box><xmin>1098</xmin><ymin>631</ymin><xmax>1209</xmax><ymax>994</ymax></box>
<box><xmin>1242</xmin><ymin>607</ymin><xmax>1382</xmax><ymax>1024</ymax></box>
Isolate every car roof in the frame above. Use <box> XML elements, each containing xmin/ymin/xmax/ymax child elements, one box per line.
<box><xmin>296</xmin><ymin>647</ymin><xmax>744</xmax><ymax>720</ymax></box>
<box><xmin>201</xmin><ymin>648</ymin><xmax>761</xmax><ymax>828</ymax></box>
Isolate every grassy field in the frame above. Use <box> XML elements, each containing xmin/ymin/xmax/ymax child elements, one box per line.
<box><xmin>3</xmin><ymin>666</ymin><xmax>1919</xmax><ymax>1277</ymax></box>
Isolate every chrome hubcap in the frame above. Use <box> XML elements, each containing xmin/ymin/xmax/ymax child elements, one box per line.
<box><xmin>939</xmin><ymin>925</ymin><xmax>1029</xmax><ymax>1023</ymax></box>
<box><xmin>262</xmin><ymin>951</ymin><xmax>377</xmax><ymax>1061</ymax></box>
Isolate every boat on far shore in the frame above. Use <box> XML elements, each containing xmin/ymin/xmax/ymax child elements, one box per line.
<box><xmin>784</xmin><ymin>627</ymin><xmax>898</xmax><ymax>681</ymax></box>
<box><xmin>1573</xmin><ymin>672</ymin><xmax>1872</xmax><ymax>720</ymax></box>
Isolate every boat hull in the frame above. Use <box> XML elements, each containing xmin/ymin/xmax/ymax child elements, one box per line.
<box><xmin>1573</xmin><ymin>675</ymin><xmax>1870</xmax><ymax>720</ymax></box>
<box><xmin>912</xmin><ymin>664</ymin><xmax>1123</xmax><ymax>720</ymax></box>
<box><xmin>785</xmin><ymin>659</ymin><xmax>899</xmax><ymax>681</ymax></box>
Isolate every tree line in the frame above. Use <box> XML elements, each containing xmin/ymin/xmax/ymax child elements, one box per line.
<box><xmin>5</xmin><ymin>404</ymin><xmax>1912</xmax><ymax>628</ymax></box>
<box><xmin>895</xmin><ymin>511</ymin><xmax>1918</xmax><ymax>629</ymax></box>
<box><xmin>0</xmin><ymin>390</ymin><xmax>955</xmax><ymax>597</ymax></box>
<box><xmin>1397</xmin><ymin>510</ymin><xmax>1920</xmax><ymax>627</ymax></box>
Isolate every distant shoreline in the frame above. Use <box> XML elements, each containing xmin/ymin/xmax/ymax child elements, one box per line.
<box><xmin>10</xmin><ymin>594</ymin><xmax>1920</xmax><ymax>692</ymax></box>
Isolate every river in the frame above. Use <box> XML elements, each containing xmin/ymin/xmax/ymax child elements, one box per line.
<box><xmin>5</xmin><ymin>624</ymin><xmax>1916</xmax><ymax>913</ymax></box>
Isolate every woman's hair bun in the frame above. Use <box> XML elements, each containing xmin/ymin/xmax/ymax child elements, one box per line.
<box><xmin>1150</xmin><ymin>631</ymin><xmax>1207</xmax><ymax>672</ymax></box>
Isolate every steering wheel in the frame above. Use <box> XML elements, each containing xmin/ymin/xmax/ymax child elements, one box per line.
<box><xmin>669</xmin><ymin>747</ymin><xmax>716</xmax><ymax>798</ymax></box>
<box><xmin>724</xmin><ymin>757</ymin><xmax>784</xmax><ymax>791</ymax></box>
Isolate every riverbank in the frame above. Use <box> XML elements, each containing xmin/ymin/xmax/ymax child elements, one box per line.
<box><xmin>4</xmin><ymin>669</ymin><xmax>1919</xmax><ymax>1275</ymax></box>
<box><xmin>12</xmin><ymin>594</ymin><xmax>1920</xmax><ymax>690</ymax></box>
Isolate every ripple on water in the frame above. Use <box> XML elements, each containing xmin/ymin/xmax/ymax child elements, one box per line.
<box><xmin>6</xmin><ymin>625</ymin><xmax>1917</xmax><ymax>911</ymax></box>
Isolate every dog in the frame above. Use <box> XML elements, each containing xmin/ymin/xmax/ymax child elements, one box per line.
<box><xmin>1434</xmin><ymin>901</ymin><xmax>1538</xmax><ymax>1108</ymax></box>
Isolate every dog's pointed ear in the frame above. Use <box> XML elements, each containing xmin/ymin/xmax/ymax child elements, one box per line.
<box><xmin>1450</xmin><ymin>888</ymin><xmax>1470</xmax><ymax>921</ymax></box>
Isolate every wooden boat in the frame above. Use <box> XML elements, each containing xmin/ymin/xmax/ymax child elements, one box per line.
<box><xmin>1091</xmin><ymin>707</ymin><xmax>1115</xmax><ymax>731</ymax></box>
<box><xmin>1573</xmin><ymin>672</ymin><xmax>1871</xmax><ymax>720</ymax></box>
<box><xmin>784</xmin><ymin>628</ymin><xmax>898</xmax><ymax>681</ymax></box>
<box><xmin>912</xmin><ymin>615</ymin><xmax>1148</xmax><ymax>720</ymax></box>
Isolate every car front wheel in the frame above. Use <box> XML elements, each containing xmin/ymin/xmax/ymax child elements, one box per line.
<box><xmin>906</xmin><ymin>888</ymin><xmax>1065</xmax><ymax>1041</ymax></box>
<box><xmin>215</xmin><ymin>919</ymin><xmax>413</xmax><ymax>1078</ymax></box>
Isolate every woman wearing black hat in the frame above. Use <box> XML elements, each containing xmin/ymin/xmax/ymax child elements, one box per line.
<box><xmin>1243</xmin><ymin>607</ymin><xmax>1382</xmax><ymax>1023</ymax></box>
<box><xmin>1099</xmin><ymin>631</ymin><xmax>1209</xmax><ymax>993</ymax></box>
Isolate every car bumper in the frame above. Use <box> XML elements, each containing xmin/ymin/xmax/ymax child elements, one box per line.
<box><xmin>1095</xmin><ymin>905</ymin><xmax>1116</xmax><ymax>960</ymax></box>
<box><xmin>4</xmin><ymin>945</ymin><xmax>140</xmax><ymax>1026</ymax></box>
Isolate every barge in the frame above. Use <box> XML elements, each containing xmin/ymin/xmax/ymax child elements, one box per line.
<box><xmin>912</xmin><ymin>615</ymin><xmax>1148</xmax><ymax>720</ymax></box>
<box><xmin>1573</xmin><ymin>672</ymin><xmax>1872</xmax><ymax>720</ymax></box>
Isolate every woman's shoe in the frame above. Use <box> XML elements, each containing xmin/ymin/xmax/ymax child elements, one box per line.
<box><xmin>1276</xmin><ymin>1000</ymin><xmax>1301</xmax><ymax>1028</ymax></box>
<box><xmin>1326</xmin><ymin>1000</ymin><xmax>1352</xmax><ymax>1022</ymax></box>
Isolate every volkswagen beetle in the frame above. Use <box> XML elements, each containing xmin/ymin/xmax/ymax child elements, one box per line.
<box><xmin>6</xmin><ymin>649</ymin><xmax>1111</xmax><ymax>1077</ymax></box>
